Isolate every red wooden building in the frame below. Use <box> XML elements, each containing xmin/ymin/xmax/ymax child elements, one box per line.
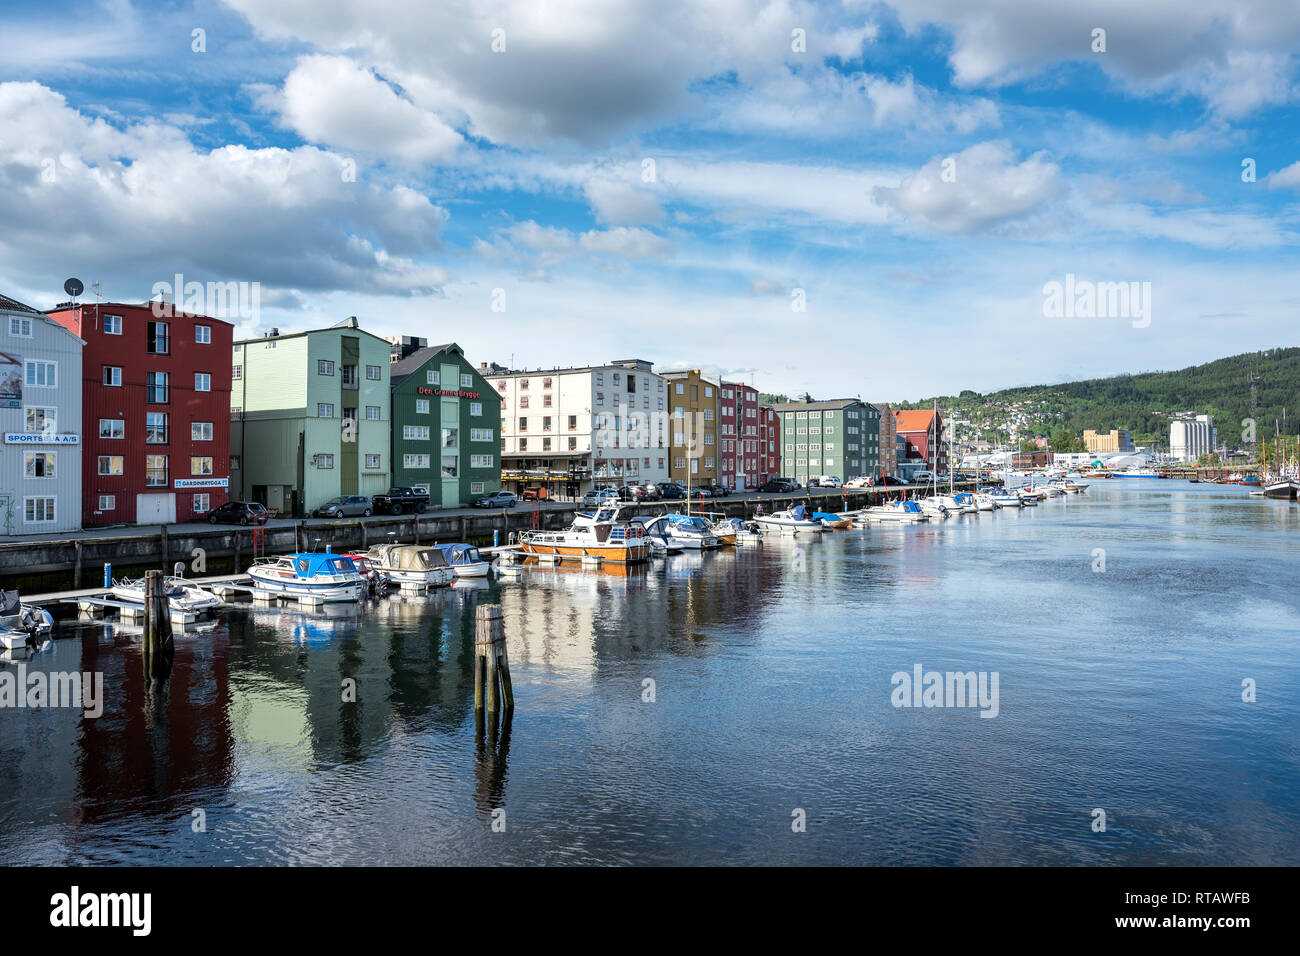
<box><xmin>759</xmin><ymin>405</ymin><xmax>779</xmax><ymax>482</ymax></box>
<box><xmin>720</xmin><ymin>381</ymin><xmax>765</xmax><ymax>491</ymax></box>
<box><xmin>47</xmin><ymin>302</ymin><xmax>233</xmax><ymax>526</ymax></box>
<box><xmin>894</xmin><ymin>408</ymin><xmax>948</xmax><ymax>475</ymax></box>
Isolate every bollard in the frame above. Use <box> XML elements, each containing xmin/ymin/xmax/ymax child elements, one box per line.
<box><xmin>474</xmin><ymin>603</ymin><xmax>513</xmax><ymax>714</ymax></box>
<box><xmin>494</xmin><ymin>529</ymin><xmax>500</xmax><ymax>547</ymax></box>
<box><xmin>103</xmin><ymin>563</ymin><xmax>112</xmax><ymax>588</ymax></box>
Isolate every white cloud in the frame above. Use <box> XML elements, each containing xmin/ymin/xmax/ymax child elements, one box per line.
<box><xmin>0</xmin><ymin>81</ymin><xmax>449</xmax><ymax>298</ymax></box>
<box><xmin>1265</xmin><ymin>160</ymin><xmax>1300</xmax><ymax>189</ymax></box>
<box><xmin>254</xmin><ymin>54</ymin><xmax>463</xmax><ymax>163</ymax></box>
<box><xmin>584</xmin><ymin>178</ymin><xmax>664</xmax><ymax>225</ymax></box>
<box><xmin>872</xmin><ymin>141</ymin><xmax>1061</xmax><ymax>234</ymax></box>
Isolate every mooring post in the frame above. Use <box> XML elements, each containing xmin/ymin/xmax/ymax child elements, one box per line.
<box><xmin>74</xmin><ymin>540</ymin><xmax>83</xmax><ymax>589</ymax></box>
<box><xmin>474</xmin><ymin>603</ymin><xmax>513</xmax><ymax>714</ymax></box>
<box><xmin>143</xmin><ymin>569</ymin><xmax>160</xmax><ymax>658</ymax></box>
<box><xmin>233</xmin><ymin>531</ymin><xmax>241</xmax><ymax>574</ymax></box>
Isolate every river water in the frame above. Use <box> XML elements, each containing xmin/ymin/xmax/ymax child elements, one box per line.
<box><xmin>2</xmin><ymin>481</ymin><xmax>1298</xmax><ymax>865</ymax></box>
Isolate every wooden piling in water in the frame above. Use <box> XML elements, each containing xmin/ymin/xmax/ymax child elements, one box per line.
<box><xmin>474</xmin><ymin>603</ymin><xmax>513</xmax><ymax>714</ymax></box>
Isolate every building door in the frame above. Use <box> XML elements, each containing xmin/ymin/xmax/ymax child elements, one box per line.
<box><xmin>440</xmin><ymin>393</ymin><xmax>460</xmax><ymax>507</ymax></box>
<box><xmin>137</xmin><ymin>493</ymin><xmax>177</xmax><ymax>525</ymax></box>
<box><xmin>266</xmin><ymin>485</ymin><xmax>283</xmax><ymax>513</ymax></box>
<box><xmin>0</xmin><ymin>495</ymin><xmax>13</xmax><ymax>535</ymax></box>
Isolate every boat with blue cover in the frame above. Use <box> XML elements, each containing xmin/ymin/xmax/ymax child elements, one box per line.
<box><xmin>435</xmin><ymin>543</ymin><xmax>493</xmax><ymax>577</ymax></box>
<box><xmin>247</xmin><ymin>552</ymin><xmax>366</xmax><ymax>602</ymax></box>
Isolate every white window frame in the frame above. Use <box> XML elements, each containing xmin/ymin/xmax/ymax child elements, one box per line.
<box><xmin>24</xmin><ymin>496</ymin><xmax>56</xmax><ymax>523</ymax></box>
<box><xmin>194</xmin><ymin>372</ymin><xmax>211</xmax><ymax>392</ymax></box>
<box><xmin>195</xmin><ymin>325</ymin><xmax>212</xmax><ymax>344</ymax></box>
<box><xmin>25</xmin><ymin>360</ymin><xmax>56</xmax><ymax>388</ymax></box>
<box><xmin>8</xmin><ymin>316</ymin><xmax>32</xmax><ymax>337</ymax></box>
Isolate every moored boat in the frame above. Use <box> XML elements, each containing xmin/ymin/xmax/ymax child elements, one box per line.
<box><xmin>365</xmin><ymin>544</ymin><xmax>455</xmax><ymax>586</ymax></box>
<box><xmin>247</xmin><ymin>553</ymin><xmax>367</xmax><ymax>602</ymax></box>
<box><xmin>1263</xmin><ymin>478</ymin><xmax>1300</xmax><ymax>501</ymax></box>
<box><xmin>0</xmin><ymin>590</ymin><xmax>54</xmax><ymax>649</ymax></box>
<box><xmin>112</xmin><ymin>575</ymin><xmax>221</xmax><ymax>614</ymax></box>
<box><xmin>518</xmin><ymin>503</ymin><xmax>652</xmax><ymax>562</ymax></box>
<box><xmin>754</xmin><ymin>508</ymin><xmax>823</xmax><ymax>534</ymax></box>
<box><xmin>435</xmin><ymin>543</ymin><xmax>493</xmax><ymax>577</ymax></box>
<box><xmin>341</xmin><ymin>553</ymin><xmax>383</xmax><ymax>592</ymax></box>
<box><xmin>861</xmin><ymin>500</ymin><xmax>928</xmax><ymax>523</ymax></box>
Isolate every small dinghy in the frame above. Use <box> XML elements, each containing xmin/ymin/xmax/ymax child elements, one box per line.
<box><xmin>0</xmin><ymin>590</ymin><xmax>54</xmax><ymax>650</ymax></box>
<box><xmin>112</xmin><ymin>576</ymin><xmax>221</xmax><ymax>614</ymax></box>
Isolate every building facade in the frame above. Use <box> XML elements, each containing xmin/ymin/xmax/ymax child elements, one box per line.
<box><xmin>1170</xmin><ymin>415</ymin><xmax>1217</xmax><ymax>461</ymax></box>
<box><xmin>719</xmin><ymin>381</ymin><xmax>763</xmax><ymax>491</ymax></box>
<box><xmin>1</xmin><ymin>293</ymin><xmax>84</xmax><ymax>535</ymax></box>
<box><xmin>47</xmin><ymin>301</ymin><xmax>231</xmax><ymax>526</ymax></box>
<box><xmin>389</xmin><ymin>341</ymin><xmax>501</xmax><ymax>506</ymax></box>
<box><xmin>488</xmin><ymin>359</ymin><xmax>670</xmax><ymax>498</ymax></box>
<box><xmin>660</xmin><ymin>369</ymin><xmax>719</xmax><ymax>489</ymax></box>
<box><xmin>874</xmin><ymin>403</ymin><xmax>898</xmax><ymax>479</ymax></box>
<box><xmin>759</xmin><ymin>405</ymin><xmax>779</xmax><ymax>483</ymax></box>
<box><xmin>894</xmin><ymin>408</ymin><xmax>948</xmax><ymax>477</ymax></box>
<box><xmin>774</xmin><ymin>398</ymin><xmax>880</xmax><ymax>484</ymax></box>
<box><xmin>1083</xmin><ymin>428</ymin><xmax>1135</xmax><ymax>453</ymax></box>
<box><xmin>230</xmin><ymin>317</ymin><xmax>391</xmax><ymax>517</ymax></box>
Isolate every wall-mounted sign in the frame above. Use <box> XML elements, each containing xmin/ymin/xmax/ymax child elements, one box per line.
<box><xmin>174</xmin><ymin>477</ymin><xmax>229</xmax><ymax>489</ymax></box>
<box><xmin>5</xmin><ymin>432</ymin><xmax>79</xmax><ymax>444</ymax></box>
<box><xmin>0</xmin><ymin>351</ymin><xmax>20</xmax><ymax>408</ymax></box>
<box><xmin>417</xmin><ymin>386</ymin><xmax>479</xmax><ymax>399</ymax></box>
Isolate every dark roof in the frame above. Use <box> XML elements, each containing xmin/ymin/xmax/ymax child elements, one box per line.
<box><xmin>0</xmin><ymin>292</ymin><xmax>42</xmax><ymax>314</ymax></box>
<box><xmin>771</xmin><ymin>398</ymin><xmax>865</xmax><ymax>412</ymax></box>
<box><xmin>390</xmin><ymin>344</ymin><xmax>457</xmax><ymax>387</ymax></box>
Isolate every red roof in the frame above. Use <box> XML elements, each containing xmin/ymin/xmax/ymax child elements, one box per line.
<box><xmin>894</xmin><ymin>409</ymin><xmax>937</xmax><ymax>433</ymax></box>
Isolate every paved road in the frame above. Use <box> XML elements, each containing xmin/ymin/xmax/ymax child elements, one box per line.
<box><xmin>0</xmin><ymin>485</ymin><xmax>919</xmax><ymax>544</ymax></box>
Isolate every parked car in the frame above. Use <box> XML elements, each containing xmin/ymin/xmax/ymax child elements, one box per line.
<box><xmin>655</xmin><ymin>482</ymin><xmax>687</xmax><ymax>500</ymax></box>
<box><xmin>882</xmin><ymin>474</ymin><xmax>907</xmax><ymax>486</ymax></box>
<box><xmin>818</xmin><ymin>475</ymin><xmax>842</xmax><ymax>489</ymax></box>
<box><xmin>472</xmin><ymin>491</ymin><xmax>517</xmax><ymax>509</ymax></box>
<box><xmin>371</xmin><ymin>487</ymin><xmax>430</xmax><ymax>515</ymax></box>
<box><xmin>313</xmin><ymin>495</ymin><xmax>374</xmax><ymax>518</ymax></box>
<box><xmin>844</xmin><ymin>476</ymin><xmax>871</xmax><ymax>488</ymax></box>
<box><xmin>912</xmin><ymin>471</ymin><xmax>935</xmax><ymax>484</ymax></box>
<box><xmin>696</xmin><ymin>484</ymin><xmax>730</xmax><ymax>497</ymax></box>
<box><xmin>758</xmin><ymin>478</ymin><xmax>798</xmax><ymax>493</ymax></box>
<box><xmin>207</xmin><ymin>501</ymin><xmax>269</xmax><ymax>526</ymax></box>
<box><xmin>626</xmin><ymin>483</ymin><xmax>658</xmax><ymax>501</ymax></box>
<box><xmin>582</xmin><ymin>488</ymin><xmax>620</xmax><ymax>507</ymax></box>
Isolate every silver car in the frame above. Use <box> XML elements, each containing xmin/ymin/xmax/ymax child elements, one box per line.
<box><xmin>314</xmin><ymin>495</ymin><xmax>373</xmax><ymax>518</ymax></box>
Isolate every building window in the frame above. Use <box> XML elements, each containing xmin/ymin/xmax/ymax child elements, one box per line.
<box><xmin>519</xmin><ymin>395</ymin><xmax>529</xmax><ymax>408</ymax></box>
<box><xmin>147</xmin><ymin>321</ymin><xmax>170</xmax><ymax>354</ymax></box>
<box><xmin>403</xmin><ymin>425</ymin><xmax>430</xmax><ymax>440</ymax></box>
<box><xmin>470</xmin><ymin>481</ymin><xmax>485</xmax><ymax>494</ymax></box>
<box><xmin>318</xmin><ymin>360</ymin><xmax>335</xmax><ymax>376</ymax></box>
<box><xmin>193</xmin><ymin>493</ymin><xmax>210</xmax><ymax>513</ymax></box>
<box><xmin>98</xmin><ymin>456</ymin><xmax>124</xmax><ymax>476</ymax></box>
<box><xmin>442</xmin><ymin>427</ymin><xmax>458</xmax><ymax>448</ymax></box>
<box><xmin>24</xmin><ymin>452</ymin><xmax>55</xmax><ymax>478</ymax></box>
<box><xmin>316</xmin><ymin>454</ymin><xmax>335</xmax><ymax>469</ymax></box>
<box><xmin>192</xmin><ymin>421</ymin><xmax>213</xmax><ymax>441</ymax></box>
<box><xmin>594</xmin><ymin>373</ymin><xmax>603</xmax><ymax>386</ymax></box>
<box><xmin>146</xmin><ymin>370</ymin><xmax>168</xmax><ymax>402</ymax></box>
<box><xmin>518</xmin><ymin>439</ymin><xmax>527</xmax><ymax>452</ymax></box>
<box><xmin>518</xmin><ymin>417</ymin><xmax>527</xmax><ymax>431</ymax></box>
<box><xmin>470</xmin><ymin>428</ymin><xmax>493</xmax><ymax>441</ymax></box>
<box><xmin>231</xmin><ymin>456</ymin><xmax>241</xmax><ymax>470</ymax></box>
<box><xmin>542</xmin><ymin>438</ymin><xmax>552</xmax><ymax>451</ymax></box>
<box><xmin>195</xmin><ymin>325</ymin><xmax>211</xmax><ymax>344</ymax></box>
<box><xmin>458</xmin><ymin>373</ymin><xmax>471</xmax><ymax>388</ymax></box>
<box><xmin>318</xmin><ymin>403</ymin><xmax>335</xmax><ymax>418</ymax></box>
<box><xmin>426</xmin><ymin>370</ymin><xmax>439</xmax><ymax>385</ymax></box>
<box><xmin>195</xmin><ymin>372</ymin><xmax>211</xmax><ymax>392</ymax></box>
<box><xmin>543</xmin><ymin>394</ymin><xmax>552</xmax><ymax>407</ymax></box>
<box><xmin>403</xmin><ymin>454</ymin><xmax>430</xmax><ymax>468</ymax></box>
<box><xmin>441</xmin><ymin>455</ymin><xmax>458</xmax><ymax>478</ymax></box>
<box><xmin>191</xmin><ymin>456</ymin><xmax>214</xmax><ymax>476</ymax></box>
<box><xmin>99</xmin><ymin>418</ymin><xmax>124</xmax><ymax>439</ymax></box>
<box><xmin>146</xmin><ymin>411</ymin><xmax>168</xmax><ymax>444</ymax></box>
<box><xmin>365</xmin><ymin>453</ymin><xmax>381</xmax><ymax>469</ymax></box>
<box><xmin>416</xmin><ymin>398</ymin><xmax>430</xmax><ymax>414</ymax></box>
<box><xmin>341</xmin><ymin>364</ymin><xmax>358</xmax><ymax>387</ymax></box>
<box><xmin>8</xmin><ymin>316</ymin><xmax>32</xmax><ymax>337</ymax></box>
<box><xmin>568</xmin><ymin>437</ymin><xmax>577</xmax><ymax>450</ymax></box>
<box><xmin>232</xmin><ymin>365</ymin><xmax>243</xmax><ymax>380</ymax></box>
<box><xmin>99</xmin><ymin>495</ymin><xmax>115</xmax><ymax>511</ymax></box>
<box><xmin>145</xmin><ymin>455</ymin><xmax>168</xmax><ymax>487</ymax></box>
<box><xmin>470</xmin><ymin>454</ymin><xmax>493</xmax><ymax>468</ymax></box>
<box><xmin>366</xmin><ymin>365</ymin><xmax>381</xmax><ymax>380</ymax></box>
<box><xmin>103</xmin><ymin>314</ymin><xmax>122</xmax><ymax>335</ymax></box>
<box><xmin>24</xmin><ymin>407</ymin><xmax>55</xmax><ymax>434</ymax></box>
<box><xmin>470</xmin><ymin>402</ymin><xmax>482</xmax><ymax>416</ymax></box>
<box><xmin>24</xmin><ymin>497</ymin><xmax>56</xmax><ymax>523</ymax></box>
<box><xmin>25</xmin><ymin>360</ymin><xmax>56</xmax><ymax>388</ymax></box>
<box><xmin>366</xmin><ymin>406</ymin><xmax>380</xmax><ymax>420</ymax></box>
<box><xmin>231</xmin><ymin>406</ymin><xmax>241</xmax><ymax>418</ymax></box>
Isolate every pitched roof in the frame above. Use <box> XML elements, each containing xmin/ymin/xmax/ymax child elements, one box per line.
<box><xmin>0</xmin><ymin>291</ymin><xmax>42</xmax><ymax>314</ymax></box>
<box><xmin>771</xmin><ymin>398</ymin><xmax>863</xmax><ymax>412</ymax></box>
<box><xmin>390</xmin><ymin>344</ymin><xmax>457</xmax><ymax>387</ymax></box>
<box><xmin>894</xmin><ymin>409</ymin><xmax>938</xmax><ymax>433</ymax></box>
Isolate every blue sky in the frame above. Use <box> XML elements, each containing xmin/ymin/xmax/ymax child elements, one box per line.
<box><xmin>1</xmin><ymin>0</ymin><xmax>1298</xmax><ymax>400</ymax></box>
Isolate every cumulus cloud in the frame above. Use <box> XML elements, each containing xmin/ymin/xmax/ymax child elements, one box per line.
<box><xmin>253</xmin><ymin>55</ymin><xmax>463</xmax><ymax>163</ymax></box>
<box><xmin>0</xmin><ymin>81</ymin><xmax>449</xmax><ymax>297</ymax></box>
<box><xmin>584</xmin><ymin>177</ymin><xmax>664</xmax><ymax>225</ymax></box>
<box><xmin>884</xmin><ymin>0</ymin><xmax>1300</xmax><ymax>117</ymax></box>
<box><xmin>1265</xmin><ymin>160</ymin><xmax>1300</xmax><ymax>189</ymax></box>
<box><xmin>872</xmin><ymin>141</ymin><xmax>1061</xmax><ymax>235</ymax></box>
<box><xmin>497</xmin><ymin>220</ymin><xmax>672</xmax><ymax>268</ymax></box>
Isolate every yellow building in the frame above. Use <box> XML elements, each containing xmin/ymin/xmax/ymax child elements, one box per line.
<box><xmin>1083</xmin><ymin>429</ymin><xmax>1135</xmax><ymax>453</ymax></box>
<box><xmin>659</xmin><ymin>369</ymin><xmax>718</xmax><ymax>487</ymax></box>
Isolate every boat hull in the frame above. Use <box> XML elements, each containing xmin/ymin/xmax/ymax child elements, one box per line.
<box><xmin>754</xmin><ymin>517</ymin><xmax>822</xmax><ymax>534</ymax></box>
<box><xmin>1263</xmin><ymin>480</ymin><xmax>1300</xmax><ymax>501</ymax></box>
<box><xmin>247</xmin><ymin>570</ymin><xmax>366</xmax><ymax>602</ymax></box>
<box><xmin>520</xmin><ymin>542</ymin><xmax>651</xmax><ymax>563</ymax></box>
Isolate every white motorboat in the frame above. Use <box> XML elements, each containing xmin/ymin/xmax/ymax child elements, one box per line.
<box><xmin>988</xmin><ymin>491</ymin><xmax>1022</xmax><ymax>508</ymax></box>
<box><xmin>627</xmin><ymin>515</ymin><xmax>684</xmax><ymax>555</ymax></box>
<box><xmin>435</xmin><ymin>543</ymin><xmax>493</xmax><ymax>577</ymax></box>
<box><xmin>517</xmin><ymin>503</ymin><xmax>653</xmax><ymax>563</ymax></box>
<box><xmin>861</xmin><ymin>500</ymin><xmax>928</xmax><ymax>523</ymax></box>
<box><xmin>661</xmin><ymin>513</ymin><xmax>723</xmax><ymax>549</ymax></box>
<box><xmin>365</xmin><ymin>544</ymin><xmax>455</xmax><ymax>587</ymax></box>
<box><xmin>973</xmin><ymin>493</ymin><xmax>1000</xmax><ymax>511</ymax></box>
<box><xmin>111</xmin><ymin>575</ymin><xmax>221</xmax><ymax>614</ymax></box>
<box><xmin>754</xmin><ymin>509</ymin><xmax>823</xmax><ymax>534</ymax></box>
<box><xmin>917</xmin><ymin>496</ymin><xmax>951</xmax><ymax>518</ymax></box>
<box><xmin>0</xmin><ymin>590</ymin><xmax>54</xmax><ymax>650</ymax></box>
<box><xmin>248</xmin><ymin>552</ymin><xmax>367</xmax><ymax>602</ymax></box>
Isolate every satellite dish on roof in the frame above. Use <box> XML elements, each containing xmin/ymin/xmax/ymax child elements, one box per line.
<box><xmin>64</xmin><ymin>278</ymin><xmax>84</xmax><ymax>298</ymax></box>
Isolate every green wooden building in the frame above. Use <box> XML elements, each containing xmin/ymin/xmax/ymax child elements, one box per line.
<box><xmin>389</xmin><ymin>341</ymin><xmax>501</xmax><ymax>506</ymax></box>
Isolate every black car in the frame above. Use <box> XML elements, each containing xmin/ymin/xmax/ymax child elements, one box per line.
<box><xmin>758</xmin><ymin>479</ymin><xmax>797</xmax><ymax>493</ymax></box>
<box><xmin>207</xmin><ymin>501</ymin><xmax>269</xmax><ymax>525</ymax></box>
<box><xmin>696</xmin><ymin>484</ymin><xmax>730</xmax><ymax>497</ymax></box>
<box><xmin>656</xmin><ymin>482</ymin><xmax>687</xmax><ymax>500</ymax></box>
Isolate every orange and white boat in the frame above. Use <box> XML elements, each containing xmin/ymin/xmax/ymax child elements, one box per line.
<box><xmin>518</xmin><ymin>502</ymin><xmax>652</xmax><ymax>563</ymax></box>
